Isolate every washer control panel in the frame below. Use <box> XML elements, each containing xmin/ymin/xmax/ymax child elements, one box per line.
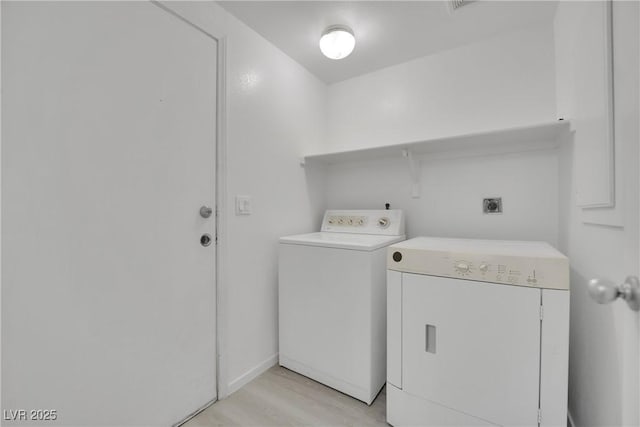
<box><xmin>326</xmin><ymin>215</ymin><xmax>368</xmax><ymax>227</ymax></box>
<box><xmin>321</xmin><ymin>210</ymin><xmax>405</xmax><ymax>236</ymax></box>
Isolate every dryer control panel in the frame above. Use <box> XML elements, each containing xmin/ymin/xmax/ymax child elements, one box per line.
<box><xmin>321</xmin><ymin>210</ymin><xmax>405</xmax><ymax>236</ymax></box>
<box><xmin>387</xmin><ymin>237</ymin><xmax>569</xmax><ymax>290</ymax></box>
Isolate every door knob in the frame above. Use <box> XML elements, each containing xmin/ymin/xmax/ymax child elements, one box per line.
<box><xmin>200</xmin><ymin>206</ymin><xmax>213</xmax><ymax>219</ymax></box>
<box><xmin>588</xmin><ymin>276</ymin><xmax>640</xmax><ymax>311</ymax></box>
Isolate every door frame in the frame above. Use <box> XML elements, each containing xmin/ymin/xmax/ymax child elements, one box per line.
<box><xmin>214</xmin><ymin>37</ymin><xmax>230</xmax><ymax>401</ymax></box>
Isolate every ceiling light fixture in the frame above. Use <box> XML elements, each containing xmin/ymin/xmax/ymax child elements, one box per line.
<box><xmin>319</xmin><ymin>25</ymin><xmax>355</xmax><ymax>60</ymax></box>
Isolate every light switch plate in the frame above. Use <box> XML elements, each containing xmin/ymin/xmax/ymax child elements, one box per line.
<box><xmin>235</xmin><ymin>195</ymin><xmax>252</xmax><ymax>215</ymax></box>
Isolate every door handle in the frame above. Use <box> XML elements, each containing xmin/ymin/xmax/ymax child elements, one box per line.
<box><xmin>425</xmin><ymin>324</ymin><xmax>436</xmax><ymax>354</ymax></box>
<box><xmin>588</xmin><ymin>276</ymin><xmax>640</xmax><ymax>311</ymax></box>
<box><xmin>200</xmin><ymin>206</ymin><xmax>213</xmax><ymax>219</ymax></box>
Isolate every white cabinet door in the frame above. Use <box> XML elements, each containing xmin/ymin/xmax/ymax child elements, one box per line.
<box><xmin>2</xmin><ymin>3</ymin><xmax>217</xmax><ymax>425</ymax></box>
<box><xmin>402</xmin><ymin>274</ymin><xmax>540</xmax><ymax>425</ymax></box>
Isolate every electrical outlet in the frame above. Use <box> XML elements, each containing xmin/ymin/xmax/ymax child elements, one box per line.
<box><xmin>483</xmin><ymin>198</ymin><xmax>502</xmax><ymax>214</ymax></box>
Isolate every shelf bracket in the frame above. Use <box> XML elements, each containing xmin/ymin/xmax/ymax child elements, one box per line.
<box><xmin>402</xmin><ymin>149</ymin><xmax>420</xmax><ymax>198</ymax></box>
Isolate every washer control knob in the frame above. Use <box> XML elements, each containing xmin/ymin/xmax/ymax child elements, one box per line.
<box><xmin>378</xmin><ymin>217</ymin><xmax>390</xmax><ymax>228</ymax></box>
<box><xmin>455</xmin><ymin>262</ymin><xmax>470</xmax><ymax>273</ymax></box>
<box><xmin>479</xmin><ymin>263</ymin><xmax>489</xmax><ymax>273</ymax></box>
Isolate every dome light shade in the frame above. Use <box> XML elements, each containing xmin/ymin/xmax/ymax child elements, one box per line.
<box><xmin>319</xmin><ymin>26</ymin><xmax>355</xmax><ymax>60</ymax></box>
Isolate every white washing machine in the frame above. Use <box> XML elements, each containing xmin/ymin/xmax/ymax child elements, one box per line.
<box><xmin>386</xmin><ymin>237</ymin><xmax>569</xmax><ymax>427</ymax></box>
<box><xmin>279</xmin><ymin>209</ymin><xmax>405</xmax><ymax>404</ymax></box>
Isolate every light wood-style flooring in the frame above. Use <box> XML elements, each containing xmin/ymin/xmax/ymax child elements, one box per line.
<box><xmin>185</xmin><ymin>366</ymin><xmax>387</xmax><ymax>427</ymax></box>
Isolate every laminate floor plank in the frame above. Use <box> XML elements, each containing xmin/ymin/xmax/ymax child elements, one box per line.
<box><xmin>185</xmin><ymin>366</ymin><xmax>388</xmax><ymax>427</ymax></box>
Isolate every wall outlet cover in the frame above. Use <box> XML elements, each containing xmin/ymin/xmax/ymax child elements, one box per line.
<box><xmin>483</xmin><ymin>197</ymin><xmax>502</xmax><ymax>214</ymax></box>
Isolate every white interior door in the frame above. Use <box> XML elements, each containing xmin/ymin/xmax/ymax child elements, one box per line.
<box><xmin>2</xmin><ymin>2</ymin><xmax>217</xmax><ymax>425</ymax></box>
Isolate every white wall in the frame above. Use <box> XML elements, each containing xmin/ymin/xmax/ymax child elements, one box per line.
<box><xmin>555</xmin><ymin>2</ymin><xmax>639</xmax><ymax>425</ymax></box>
<box><xmin>323</xmin><ymin>25</ymin><xmax>560</xmax><ymax>247</ymax></box>
<box><xmin>326</xmin><ymin>25</ymin><xmax>557</xmax><ymax>151</ymax></box>
<box><xmin>160</xmin><ymin>1</ymin><xmax>327</xmax><ymax>396</ymax></box>
<box><xmin>223</xmin><ymin>11</ymin><xmax>327</xmax><ymax>393</ymax></box>
<box><xmin>326</xmin><ymin>149</ymin><xmax>559</xmax><ymax>245</ymax></box>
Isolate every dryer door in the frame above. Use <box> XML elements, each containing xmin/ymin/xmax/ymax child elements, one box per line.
<box><xmin>402</xmin><ymin>273</ymin><xmax>541</xmax><ymax>426</ymax></box>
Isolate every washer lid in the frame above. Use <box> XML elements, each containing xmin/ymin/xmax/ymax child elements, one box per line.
<box><xmin>280</xmin><ymin>232</ymin><xmax>406</xmax><ymax>251</ymax></box>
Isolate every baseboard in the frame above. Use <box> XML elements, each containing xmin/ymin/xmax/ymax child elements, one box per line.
<box><xmin>227</xmin><ymin>353</ymin><xmax>278</xmax><ymax>396</ymax></box>
<box><xmin>172</xmin><ymin>397</ymin><xmax>217</xmax><ymax>427</ymax></box>
<box><xmin>567</xmin><ymin>410</ymin><xmax>576</xmax><ymax>427</ymax></box>
<box><xmin>279</xmin><ymin>355</ymin><xmax>376</xmax><ymax>404</ymax></box>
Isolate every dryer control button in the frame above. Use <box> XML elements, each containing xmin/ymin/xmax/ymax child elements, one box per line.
<box><xmin>455</xmin><ymin>262</ymin><xmax>470</xmax><ymax>273</ymax></box>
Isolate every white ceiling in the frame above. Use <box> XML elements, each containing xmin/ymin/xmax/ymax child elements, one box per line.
<box><xmin>218</xmin><ymin>1</ymin><xmax>558</xmax><ymax>84</ymax></box>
